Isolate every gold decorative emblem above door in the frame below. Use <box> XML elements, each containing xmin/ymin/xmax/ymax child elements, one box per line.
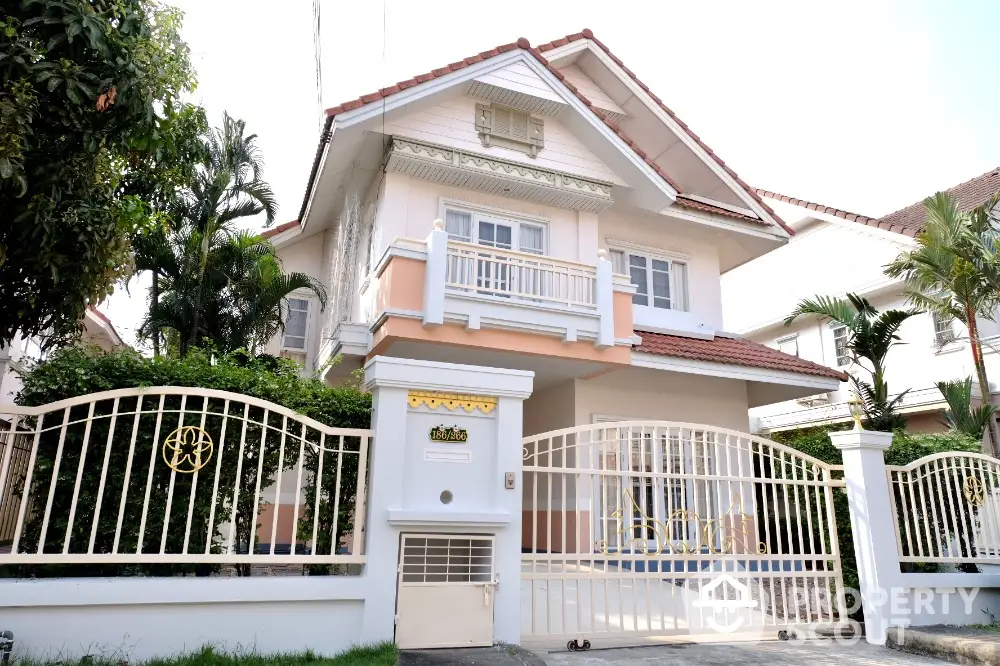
<box><xmin>407</xmin><ymin>390</ymin><xmax>497</xmax><ymax>414</ymax></box>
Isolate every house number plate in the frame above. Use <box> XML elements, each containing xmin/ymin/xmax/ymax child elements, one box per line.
<box><xmin>429</xmin><ymin>425</ymin><xmax>469</xmax><ymax>443</ymax></box>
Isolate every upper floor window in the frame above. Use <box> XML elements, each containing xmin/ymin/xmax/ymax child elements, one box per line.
<box><xmin>932</xmin><ymin>311</ymin><xmax>957</xmax><ymax>346</ymax></box>
<box><xmin>831</xmin><ymin>324</ymin><xmax>850</xmax><ymax>367</ymax></box>
<box><xmin>609</xmin><ymin>249</ymin><xmax>688</xmax><ymax>311</ymax></box>
<box><xmin>776</xmin><ymin>334</ymin><xmax>799</xmax><ymax>357</ymax></box>
<box><xmin>443</xmin><ymin>208</ymin><xmax>545</xmax><ymax>255</ymax></box>
<box><xmin>282</xmin><ymin>298</ymin><xmax>311</xmax><ymax>350</ymax></box>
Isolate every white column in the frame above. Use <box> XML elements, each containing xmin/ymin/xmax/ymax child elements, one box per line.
<box><xmin>358</xmin><ymin>381</ymin><xmax>410</xmax><ymax>644</ymax></box>
<box><xmin>423</xmin><ymin>219</ymin><xmax>447</xmax><ymax>326</ymax></box>
<box><xmin>361</xmin><ymin>356</ymin><xmax>534</xmax><ymax>646</ymax></box>
<box><xmin>829</xmin><ymin>428</ymin><xmax>899</xmax><ymax>645</ymax></box>
<box><xmin>595</xmin><ymin>249</ymin><xmax>614</xmax><ymax>348</ymax></box>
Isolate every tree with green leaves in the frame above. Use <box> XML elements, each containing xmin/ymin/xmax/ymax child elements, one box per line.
<box><xmin>0</xmin><ymin>0</ymin><xmax>202</xmax><ymax>348</ymax></box>
<box><xmin>785</xmin><ymin>293</ymin><xmax>920</xmax><ymax>431</ymax></box>
<box><xmin>886</xmin><ymin>192</ymin><xmax>1000</xmax><ymax>454</ymax></box>
<box><xmin>139</xmin><ymin>113</ymin><xmax>325</xmax><ymax>356</ymax></box>
<box><xmin>936</xmin><ymin>377</ymin><xmax>997</xmax><ymax>439</ymax></box>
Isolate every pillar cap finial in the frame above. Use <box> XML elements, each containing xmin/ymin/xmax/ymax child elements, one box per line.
<box><xmin>433</xmin><ymin>218</ymin><xmax>445</xmax><ymax>230</ymax></box>
<box><xmin>597</xmin><ymin>249</ymin><xmax>608</xmax><ymax>261</ymax></box>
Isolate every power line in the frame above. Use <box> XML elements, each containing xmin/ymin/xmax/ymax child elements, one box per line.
<box><xmin>313</xmin><ymin>0</ymin><xmax>323</xmax><ymax>132</ymax></box>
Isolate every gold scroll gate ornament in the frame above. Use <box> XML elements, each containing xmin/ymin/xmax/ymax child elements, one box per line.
<box><xmin>964</xmin><ymin>475</ymin><xmax>986</xmax><ymax>507</ymax></box>
<box><xmin>162</xmin><ymin>425</ymin><xmax>214</xmax><ymax>473</ymax></box>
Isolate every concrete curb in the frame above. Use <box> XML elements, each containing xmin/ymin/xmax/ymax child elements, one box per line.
<box><xmin>886</xmin><ymin>626</ymin><xmax>1000</xmax><ymax>665</ymax></box>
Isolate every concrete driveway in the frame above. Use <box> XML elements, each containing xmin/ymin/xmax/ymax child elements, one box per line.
<box><xmin>537</xmin><ymin>640</ymin><xmax>950</xmax><ymax>665</ymax></box>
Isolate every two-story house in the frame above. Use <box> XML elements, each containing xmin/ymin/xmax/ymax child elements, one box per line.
<box><xmin>261</xmin><ymin>29</ymin><xmax>845</xmax><ymax>443</ymax></box>
<box><xmin>722</xmin><ymin>167</ymin><xmax>1000</xmax><ymax>434</ymax></box>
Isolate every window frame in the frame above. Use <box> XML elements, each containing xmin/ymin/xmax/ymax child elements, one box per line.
<box><xmin>281</xmin><ymin>295</ymin><xmax>313</xmax><ymax>352</ymax></box>
<box><xmin>932</xmin><ymin>311</ymin><xmax>957</xmax><ymax>347</ymax></box>
<box><xmin>441</xmin><ymin>203</ymin><xmax>548</xmax><ymax>256</ymax></box>
<box><xmin>776</xmin><ymin>333</ymin><xmax>799</xmax><ymax>358</ymax></box>
<box><xmin>830</xmin><ymin>324</ymin><xmax>850</xmax><ymax>367</ymax></box>
<box><xmin>608</xmin><ymin>247</ymin><xmax>689</xmax><ymax>312</ymax></box>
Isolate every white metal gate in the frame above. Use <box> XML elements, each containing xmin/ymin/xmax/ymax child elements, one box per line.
<box><xmin>396</xmin><ymin>534</ymin><xmax>498</xmax><ymax>649</ymax></box>
<box><xmin>521</xmin><ymin>422</ymin><xmax>848</xmax><ymax>646</ymax></box>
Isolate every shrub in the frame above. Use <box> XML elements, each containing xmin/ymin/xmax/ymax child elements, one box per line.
<box><xmin>6</xmin><ymin>346</ymin><xmax>370</xmax><ymax>578</ymax></box>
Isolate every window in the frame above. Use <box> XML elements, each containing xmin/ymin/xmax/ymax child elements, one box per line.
<box><xmin>776</xmin><ymin>334</ymin><xmax>799</xmax><ymax>357</ymax></box>
<box><xmin>475</xmin><ymin>104</ymin><xmax>544</xmax><ymax>157</ymax></box>
<box><xmin>443</xmin><ymin>207</ymin><xmax>546</xmax><ymax>254</ymax></box>
<box><xmin>831</xmin><ymin>324</ymin><xmax>850</xmax><ymax>367</ymax></box>
<box><xmin>609</xmin><ymin>249</ymin><xmax>688</xmax><ymax>311</ymax></box>
<box><xmin>282</xmin><ymin>298</ymin><xmax>310</xmax><ymax>350</ymax></box>
<box><xmin>933</xmin><ymin>311</ymin><xmax>957</xmax><ymax>346</ymax></box>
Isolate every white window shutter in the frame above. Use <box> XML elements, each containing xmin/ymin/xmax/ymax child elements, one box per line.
<box><xmin>528</xmin><ymin>116</ymin><xmax>544</xmax><ymax>156</ymax></box>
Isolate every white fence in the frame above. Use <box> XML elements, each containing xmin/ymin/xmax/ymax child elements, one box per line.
<box><xmin>445</xmin><ymin>240</ymin><xmax>598</xmax><ymax>309</ymax></box>
<box><xmin>521</xmin><ymin>421</ymin><xmax>848</xmax><ymax>642</ymax></box>
<box><xmin>888</xmin><ymin>452</ymin><xmax>1000</xmax><ymax>563</ymax></box>
<box><xmin>0</xmin><ymin>387</ymin><xmax>370</xmax><ymax>569</ymax></box>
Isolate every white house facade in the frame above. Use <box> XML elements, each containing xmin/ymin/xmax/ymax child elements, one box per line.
<box><xmin>722</xmin><ymin>167</ymin><xmax>1000</xmax><ymax>434</ymax></box>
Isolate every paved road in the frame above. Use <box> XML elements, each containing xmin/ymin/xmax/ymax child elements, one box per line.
<box><xmin>537</xmin><ymin>640</ymin><xmax>950</xmax><ymax>665</ymax></box>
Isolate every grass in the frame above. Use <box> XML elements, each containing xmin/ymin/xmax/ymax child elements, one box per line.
<box><xmin>14</xmin><ymin>642</ymin><xmax>397</xmax><ymax>666</ymax></box>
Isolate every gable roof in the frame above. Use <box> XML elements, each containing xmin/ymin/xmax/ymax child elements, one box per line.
<box><xmin>295</xmin><ymin>30</ymin><xmax>790</xmax><ymax>235</ymax></box>
<box><xmin>756</xmin><ymin>166</ymin><xmax>1000</xmax><ymax>239</ymax></box>
<box><xmin>635</xmin><ymin>330</ymin><xmax>848</xmax><ymax>381</ymax></box>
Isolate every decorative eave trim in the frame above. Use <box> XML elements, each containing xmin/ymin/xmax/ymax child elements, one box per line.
<box><xmin>385</xmin><ymin>137</ymin><xmax>615</xmax><ymax>213</ymax></box>
<box><xmin>407</xmin><ymin>390</ymin><xmax>498</xmax><ymax>414</ymax></box>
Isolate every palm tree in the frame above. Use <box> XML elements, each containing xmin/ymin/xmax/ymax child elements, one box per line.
<box><xmin>936</xmin><ymin>377</ymin><xmax>997</xmax><ymax>439</ymax></box>
<box><xmin>174</xmin><ymin>112</ymin><xmax>278</xmax><ymax>352</ymax></box>
<box><xmin>785</xmin><ymin>293</ymin><xmax>920</xmax><ymax>431</ymax></box>
<box><xmin>138</xmin><ymin>113</ymin><xmax>325</xmax><ymax>355</ymax></box>
<box><xmin>886</xmin><ymin>192</ymin><xmax>1000</xmax><ymax>454</ymax></box>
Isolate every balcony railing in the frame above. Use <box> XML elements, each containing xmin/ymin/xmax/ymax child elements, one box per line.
<box><xmin>444</xmin><ymin>241</ymin><xmax>598</xmax><ymax>310</ymax></box>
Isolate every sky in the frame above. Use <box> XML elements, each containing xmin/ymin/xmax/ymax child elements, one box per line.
<box><xmin>103</xmin><ymin>0</ymin><xmax>1000</xmax><ymax>347</ymax></box>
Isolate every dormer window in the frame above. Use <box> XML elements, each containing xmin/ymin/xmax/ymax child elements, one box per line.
<box><xmin>475</xmin><ymin>104</ymin><xmax>544</xmax><ymax>157</ymax></box>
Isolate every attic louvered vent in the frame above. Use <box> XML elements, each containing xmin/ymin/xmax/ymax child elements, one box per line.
<box><xmin>475</xmin><ymin>103</ymin><xmax>544</xmax><ymax>157</ymax></box>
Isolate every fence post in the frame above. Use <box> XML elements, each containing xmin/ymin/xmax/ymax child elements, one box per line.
<box><xmin>829</xmin><ymin>427</ymin><xmax>899</xmax><ymax>645</ymax></box>
<box><xmin>423</xmin><ymin>219</ymin><xmax>447</xmax><ymax>326</ymax></box>
<box><xmin>595</xmin><ymin>249</ymin><xmax>614</xmax><ymax>348</ymax></box>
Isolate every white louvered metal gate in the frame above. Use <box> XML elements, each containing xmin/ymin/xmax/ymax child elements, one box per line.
<box><xmin>521</xmin><ymin>422</ymin><xmax>849</xmax><ymax>646</ymax></box>
<box><xmin>396</xmin><ymin>534</ymin><xmax>498</xmax><ymax>649</ymax></box>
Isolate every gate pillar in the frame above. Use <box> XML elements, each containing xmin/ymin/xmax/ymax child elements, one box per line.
<box><xmin>829</xmin><ymin>427</ymin><xmax>900</xmax><ymax>645</ymax></box>
<box><xmin>361</xmin><ymin>356</ymin><xmax>534</xmax><ymax>646</ymax></box>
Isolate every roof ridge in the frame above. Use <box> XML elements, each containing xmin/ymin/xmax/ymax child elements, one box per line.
<box><xmin>300</xmin><ymin>30</ymin><xmax>791</xmax><ymax>234</ymax></box>
<box><xmin>754</xmin><ymin>188</ymin><xmax>878</xmax><ymax>225</ymax></box>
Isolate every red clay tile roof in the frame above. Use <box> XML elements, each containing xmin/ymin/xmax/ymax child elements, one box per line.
<box><xmin>87</xmin><ymin>305</ymin><xmax>110</xmax><ymax>324</ymax></box>
<box><xmin>756</xmin><ymin>166</ymin><xmax>1000</xmax><ymax>238</ymax></box>
<box><xmin>318</xmin><ymin>31</ymin><xmax>791</xmax><ymax>234</ymax></box>
<box><xmin>754</xmin><ymin>189</ymin><xmax>879</xmax><ymax>228</ymax></box>
<box><xmin>877</xmin><ymin>166</ymin><xmax>1000</xmax><ymax>237</ymax></box>
<box><xmin>635</xmin><ymin>330</ymin><xmax>848</xmax><ymax>381</ymax></box>
<box><xmin>261</xmin><ymin>220</ymin><xmax>301</xmax><ymax>239</ymax></box>
<box><xmin>674</xmin><ymin>196</ymin><xmax>759</xmax><ymax>221</ymax></box>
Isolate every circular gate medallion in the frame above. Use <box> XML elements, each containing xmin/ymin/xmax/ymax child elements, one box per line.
<box><xmin>162</xmin><ymin>425</ymin><xmax>214</xmax><ymax>473</ymax></box>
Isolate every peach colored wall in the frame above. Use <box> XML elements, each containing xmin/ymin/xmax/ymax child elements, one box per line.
<box><xmin>256</xmin><ymin>504</ymin><xmax>304</xmax><ymax>545</ymax></box>
<box><xmin>522</xmin><ymin>511</ymin><xmax>592</xmax><ymax>554</ymax></box>
<box><xmin>613</xmin><ymin>291</ymin><xmax>634</xmax><ymax>338</ymax></box>
<box><xmin>377</xmin><ymin>256</ymin><xmax>426</xmax><ymax>313</ymax></box>
<box><xmin>370</xmin><ymin>316</ymin><xmax>632</xmax><ymax>365</ymax></box>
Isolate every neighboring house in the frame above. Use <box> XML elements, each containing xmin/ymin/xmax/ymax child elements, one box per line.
<box><xmin>0</xmin><ymin>306</ymin><xmax>124</xmax><ymax>404</ymax></box>
<box><xmin>722</xmin><ymin>167</ymin><xmax>1000</xmax><ymax>434</ymax></box>
<box><xmin>263</xmin><ymin>29</ymin><xmax>846</xmax><ymax>437</ymax></box>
